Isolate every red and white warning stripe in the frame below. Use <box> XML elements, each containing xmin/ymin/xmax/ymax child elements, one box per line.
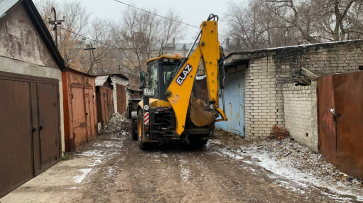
<box><xmin>144</xmin><ymin>112</ymin><xmax>149</xmax><ymax>125</ymax></box>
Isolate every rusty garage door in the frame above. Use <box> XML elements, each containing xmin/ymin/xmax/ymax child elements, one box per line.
<box><xmin>71</xmin><ymin>87</ymin><xmax>88</xmax><ymax>150</ymax></box>
<box><xmin>318</xmin><ymin>71</ymin><xmax>363</xmax><ymax>179</ymax></box>
<box><xmin>84</xmin><ymin>88</ymin><xmax>97</xmax><ymax>141</ymax></box>
<box><xmin>70</xmin><ymin>87</ymin><xmax>97</xmax><ymax>151</ymax></box>
<box><xmin>97</xmin><ymin>87</ymin><xmax>114</xmax><ymax>128</ymax></box>
<box><xmin>0</xmin><ymin>72</ymin><xmax>60</xmax><ymax>197</ymax></box>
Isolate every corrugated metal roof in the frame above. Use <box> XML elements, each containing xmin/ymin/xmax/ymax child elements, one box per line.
<box><xmin>110</xmin><ymin>76</ymin><xmax>128</xmax><ymax>86</ymax></box>
<box><xmin>95</xmin><ymin>76</ymin><xmax>109</xmax><ymax>86</ymax></box>
<box><xmin>0</xmin><ymin>0</ymin><xmax>20</xmax><ymax>18</ymax></box>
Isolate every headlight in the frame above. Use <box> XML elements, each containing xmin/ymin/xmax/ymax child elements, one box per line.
<box><xmin>144</xmin><ymin>105</ymin><xmax>149</xmax><ymax>111</ymax></box>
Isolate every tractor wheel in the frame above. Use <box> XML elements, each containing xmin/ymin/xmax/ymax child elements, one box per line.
<box><xmin>137</xmin><ymin>109</ymin><xmax>147</xmax><ymax>150</ymax></box>
<box><xmin>188</xmin><ymin>136</ymin><xmax>208</xmax><ymax>149</ymax></box>
<box><xmin>132</xmin><ymin>119</ymin><xmax>138</xmax><ymax>140</ymax></box>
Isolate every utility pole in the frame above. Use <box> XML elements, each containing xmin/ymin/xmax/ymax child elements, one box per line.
<box><xmin>48</xmin><ymin>7</ymin><xmax>64</xmax><ymax>47</ymax></box>
<box><xmin>182</xmin><ymin>43</ymin><xmax>187</xmax><ymax>57</ymax></box>
<box><xmin>84</xmin><ymin>42</ymin><xmax>96</xmax><ymax>74</ymax></box>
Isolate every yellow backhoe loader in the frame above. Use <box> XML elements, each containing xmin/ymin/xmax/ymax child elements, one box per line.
<box><xmin>131</xmin><ymin>14</ymin><xmax>228</xmax><ymax>150</ymax></box>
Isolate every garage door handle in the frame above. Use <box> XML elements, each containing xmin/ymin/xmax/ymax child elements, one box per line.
<box><xmin>32</xmin><ymin>127</ymin><xmax>38</xmax><ymax>132</ymax></box>
<box><xmin>39</xmin><ymin>125</ymin><xmax>44</xmax><ymax>130</ymax></box>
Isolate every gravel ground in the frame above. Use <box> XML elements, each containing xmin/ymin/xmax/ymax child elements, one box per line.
<box><xmin>212</xmin><ymin>131</ymin><xmax>363</xmax><ymax>202</ymax></box>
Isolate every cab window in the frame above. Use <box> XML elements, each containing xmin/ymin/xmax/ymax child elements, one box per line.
<box><xmin>163</xmin><ymin>63</ymin><xmax>178</xmax><ymax>91</ymax></box>
<box><xmin>148</xmin><ymin>63</ymin><xmax>158</xmax><ymax>98</ymax></box>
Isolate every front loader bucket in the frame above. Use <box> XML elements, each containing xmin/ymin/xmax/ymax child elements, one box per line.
<box><xmin>190</xmin><ymin>95</ymin><xmax>216</xmax><ymax>127</ymax></box>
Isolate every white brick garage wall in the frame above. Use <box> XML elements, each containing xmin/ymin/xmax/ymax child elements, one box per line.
<box><xmin>111</xmin><ymin>76</ymin><xmax>128</xmax><ymax>114</ymax></box>
<box><xmin>283</xmin><ymin>83</ymin><xmax>318</xmax><ymax>152</ymax></box>
<box><xmin>225</xmin><ymin>40</ymin><xmax>363</xmax><ymax>145</ymax></box>
<box><xmin>244</xmin><ymin>57</ymin><xmax>284</xmax><ymax>140</ymax></box>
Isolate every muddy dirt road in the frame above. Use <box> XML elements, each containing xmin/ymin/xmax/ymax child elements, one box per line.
<box><xmin>1</xmin><ymin>131</ymin><xmax>362</xmax><ymax>203</ymax></box>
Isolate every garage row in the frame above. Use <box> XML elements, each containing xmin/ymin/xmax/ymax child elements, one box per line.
<box><xmin>0</xmin><ymin>0</ymin><xmax>129</xmax><ymax>197</ymax></box>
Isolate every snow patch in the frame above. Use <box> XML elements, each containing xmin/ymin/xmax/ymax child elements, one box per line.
<box><xmin>243</xmin><ymin>160</ymin><xmax>253</xmax><ymax>164</ymax></box>
<box><xmin>66</xmin><ymin>187</ymin><xmax>78</xmax><ymax>190</ymax></box>
<box><xmin>218</xmin><ymin>148</ymin><xmax>244</xmax><ymax>160</ymax></box>
<box><xmin>89</xmin><ymin>158</ymin><xmax>103</xmax><ymax>167</ymax></box>
<box><xmin>180</xmin><ymin>167</ymin><xmax>191</xmax><ymax>182</ymax></box>
<box><xmin>107</xmin><ymin>167</ymin><xmax>116</xmax><ymax>178</ymax></box>
<box><xmin>73</xmin><ymin>168</ymin><xmax>92</xmax><ymax>183</ymax></box>
<box><xmin>80</xmin><ymin>150</ymin><xmax>104</xmax><ymax>157</ymax></box>
<box><xmin>212</xmin><ymin>144</ymin><xmax>363</xmax><ymax>202</ymax></box>
<box><xmin>250</xmin><ymin>151</ymin><xmax>363</xmax><ymax>202</ymax></box>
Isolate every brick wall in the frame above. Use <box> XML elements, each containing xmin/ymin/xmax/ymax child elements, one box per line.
<box><xmin>283</xmin><ymin>82</ymin><xmax>318</xmax><ymax>152</ymax></box>
<box><xmin>302</xmin><ymin>42</ymin><xmax>363</xmax><ymax>75</ymax></box>
<box><xmin>243</xmin><ymin>41</ymin><xmax>363</xmax><ymax>141</ymax></box>
<box><xmin>244</xmin><ymin>57</ymin><xmax>284</xmax><ymax>140</ymax></box>
<box><xmin>271</xmin><ymin>41</ymin><xmax>363</xmax><ymax>80</ymax></box>
<box><xmin>111</xmin><ymin>76</ymin><xmax>128</xmax><ymax>114</ymax></box>
<box><xmin>112</xmin><ymin>85</ymin><xmax>118</xmax><ymax>113</ymax></box>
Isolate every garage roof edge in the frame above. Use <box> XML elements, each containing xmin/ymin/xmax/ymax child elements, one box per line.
<box><xmin>0</xmin><ymin>0</ymin><xmax>68</xmax><ymax>71</ymax></box>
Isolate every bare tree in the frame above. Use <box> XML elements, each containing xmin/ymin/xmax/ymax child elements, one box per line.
<box><xmin>224</xmin><ymin>0</ymin><xmax>300</xmax><ymax>50</ymax></box>
<box><xmin>346</xmin><ymin>1</ymin><xmax>363</xmax><ymax>38</ymax></box>
<box><xmin>266</xmin><ymin>0</ymin><xmax>320</xmax><ymax>43</ymax></box>
<box><xmin>82</xmin><ymin>18</ymin><xmax>113</xmax><ymax>73</ymax></box>
<box><xmin>111</xmin><ymin>6</ymin><xmax>161</xmax><ymax>74</ymax></box>
<box><xmin>34</xmin><ymin>0</ymin><xmax>90</xmax><ymax>70</ymax></box>
<box><xmin>267</xmin><ymin>0</ymin><xmax>363</xmax><ymax>42</ymax></box>
<box><xmin>34</xmin><ymin>0</ymin><xmax>57</xmax><ymax>20</ymax></box>
<box><xmin>225</xmin><ymin>0</ymin><xmax>363</xmax><ymax>51</ymax></box>
<box><xmin>314</xmin><ymin>0</ymin><xmax>363</xmax><ymax>41</ymax></box>
<box><xmin>158</xmin><ymin>9</ymin><xmax>185</xmax><ymax>55</ymax></box>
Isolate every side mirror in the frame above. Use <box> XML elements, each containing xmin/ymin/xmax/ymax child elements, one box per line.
<box><xmin>140</xmin><ymin>71</ymin><xmax>145</xmax><ymax>82</ymax></box>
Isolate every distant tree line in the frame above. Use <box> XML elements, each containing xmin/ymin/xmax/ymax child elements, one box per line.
<box><xmin>34</xmin><ymin>0</ymin><xmax>185</xmax><ymax>78</ymax></box>
<box><xmin>225</xmin><ymin>0</ymin><xmax>363</xmax><ymax>51</ymax></box>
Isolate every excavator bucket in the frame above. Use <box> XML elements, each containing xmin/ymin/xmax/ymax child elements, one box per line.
<box><xmin>190</xmin><ymin>95</ymin><xmax>216</xmax><ymax>127</ymax></box>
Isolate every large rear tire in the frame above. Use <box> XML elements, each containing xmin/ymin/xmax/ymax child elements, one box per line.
<box><xmin>137</xmin><ymin>109</ymin><xmax>147</xmax><ymax>150</ymax></box>
<box><xmin>188</xmin><ymin>136</ymin><xmax>208</xmax><ymax>149</ymax></box>
<box><xmin>132</xmin><ymin>119</ymin><xmax>138</xmax><ymax>140</ymax></box>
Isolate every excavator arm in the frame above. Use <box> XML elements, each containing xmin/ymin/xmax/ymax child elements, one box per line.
<box><xmin>166</xmin><ymin>14</ymin><xmax>228</xmax><ymax>136</ymax></box>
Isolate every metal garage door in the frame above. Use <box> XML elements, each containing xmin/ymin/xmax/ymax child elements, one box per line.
<box><xmin>84</xmin><ymin>88</ymin><xmax>96</xmax><ymax>141</ymax></box>
<box><xmin>0</xmin><ymin>72</ymin><xmax>61</xmax><ymax>197</ymax></box>
<box><xmin>318</xmin><ymin>72</ymin><xmax>363</xmax><ymax>179</ymax></box>
<box><xmin>216</xmin><ymin>68</ymin><xmax>245</xmax><ymax>136</ymax></box>
<box><xmin>37</xmin><ymin>82</ymin><xmax>60</xmax><ymax>166</ymax></box>
<box><xmin>116</xmin><ymin>84</ymin><xmax>126</xmax><ymax>114</ymax></box>
<box><xmin>0</xmin><ymin>75</ymin><xmax>33</xmax><ymax>197</ymax></box>
<box><xmin>71</xmin><ymin>87</ymin><xmax>88</xmax><ymax>150</ymax></box>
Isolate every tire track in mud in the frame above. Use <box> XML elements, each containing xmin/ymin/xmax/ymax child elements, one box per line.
<box><xmin>76</xmin><ymin>133</ymin><xmax>128</xmax><ymax>203</ymax></box>
<box><xmin>76</xmin><ymin>133</ymin><xmax>342</xmax><ymax>203</ymax></box>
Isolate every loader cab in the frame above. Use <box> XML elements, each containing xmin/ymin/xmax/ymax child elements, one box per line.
<box><xmin>146</xmin><ymin>55</ymin><xmax>182</xmax><ymax>101</ymax></box>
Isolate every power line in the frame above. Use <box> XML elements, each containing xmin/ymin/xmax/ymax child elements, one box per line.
<box><xmin>57</xmin><ymin>26</ymin><xmax>128</xmax><ymax>51</ymax></box>
<box><xmin>112</xmin><ymin>0</ymin><xmax>200</xmax><ymax>29</ymax></box>
<box><xmin>46</xmin><ymin>20</ymin><xmax>130</xmax><ymax>50</ymax></box>
<box><xmin>44</xmin><ymin>20</ymin><xmax>133</xmax><ymax>51</ymax></box>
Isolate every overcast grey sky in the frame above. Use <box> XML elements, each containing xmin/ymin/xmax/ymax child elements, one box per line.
<box><xmin>51</xmin><ymin>0</ymin><xmax>240</xmax><ymax>43</ymax></box>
